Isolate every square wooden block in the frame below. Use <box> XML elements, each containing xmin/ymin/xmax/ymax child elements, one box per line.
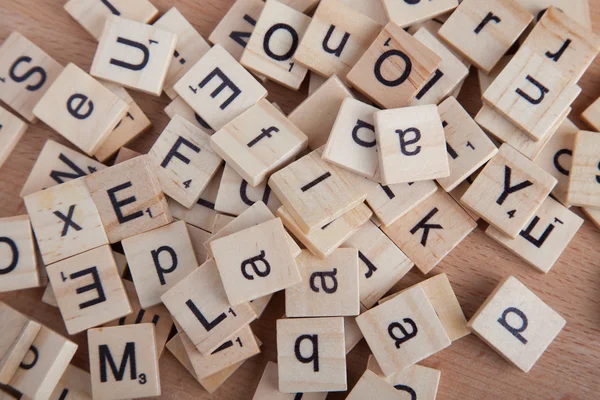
<box><xmin>462</xmin><ymin>143</ymin><xmax>557</xmax><ymax>238</ymax></box>
<box><xmin>347</xmin><ymin>23</ymin><xmax>442</xmax><ymax>109</ymax></box>
<box><xmin>0</xmin><ymin>106</ymin><xmax>27</xmax><ymax>169</ymax></box>
<box><xmin>0</xmin><ymin>215</ymin><xmax>39</xmax><ymax>293</ymax></box>
<box><xmin>567</xmin><ymin>130</ymin><xmax>600</xmax><ymax>207</ymax></box>
<box><xmin>383</xmin><ymin>189</ymin><xmax>476</xmax><ymax>274</ymax></box>
<box><xmin>383</xmin><ymin>0</ymin><xmax>457</xmax><ymax>28</ymax></box>
<box><xmin>277</xmin><ymin>317</ymin><xmax>347</xmax><ymax>392</ymax></box>
<box><xmin>153</xmin><ymin>8</ymin><xmax>211</xmax><ymax>98</ymax></box>
<box><xmin>342</xmin><ymin>220</ymin><xmax>413</xmax><ymax>309</ymax></box>
<box><xmin>20</xmin><ymin>139</ymin><xmax>106</xmax><ymax>198</ymax></box>
<box><xmin>161</xmin><ymin>259</ymin><xmax>256</xmax><ymax>355</ymax></box>
<box><xmin>438</xmin><ymin>0</ymin><xmax>533</xmax><ymax>73</ymax></box>
<box><xmin>48</xmin><ymin>364</ymin><xmax>92</xmax><ymax>400</ymax></box>
<box><xmin>174</xmin><ymin>44</ymin><xmax>268</xmax><ymax>131</ymax></box>
<box><xmin>286</xmin><ymin>249</ymin><xmax>360</xmax><ymax>317</ymax></box>
<box><xmin>164</xmin><ymin>96</ymin><xmax>215</xmax><ymax>135</ymax></box>
<box><xmin>356</xmin><ymin>285</ymin><xmax>451</xmax><ymax>376</ymax></box>
<box><xmin>293</xmin><ymin>0</ymin><xmax>382</xmax><ymax>81</ymax></box>
<box><xmin>32</xmin><ymin>63</ymin><xmax>128</xmax><ymax>155</ymax></box>
<box><xmin>88</xmin><ymin>324</ymin><xmax>160</xmax><ymax>399</ymax></box>
<box><xmin>208</xmin><ymin>0</ymin><xmax>266</xmax><ymax>61</ymax></box>
<box><xmin>436</xmin><ymin>96</ymin><xmax>498</xmax><ymax>191</ymax></box>
<box><xmin>345</xmin><ymin>369</ymin><xmax>399</xmax><ymax>400</ymax></box>
<box><xmin>322</xmin><ymin>98</ymin><xmax>380</xmax><ymax>180</ymax></box>
<box><xmin>519</xmin><ymin>0</ymin><xmax>591</xmax><ymax>29</ymax></box>
<box><xmin>241</xmin><ymin>0</ymin><xmax>312</xmax><ymax>90</ymax></box>
<box><xmin>64</xmin><ymin>0</ymin><xmax>158</xmax><ymax>41</ymax></box>
<box><xmin>277</xmin><ymin>202</ymin><xmax>372</xmax><ymax>259</ymax></box>
<box><xmin>253</xmin><ymin>361</ymin><xmax>328</xmax><ymax>400</ymax></box>
<box><xmin>122</xmin><ymin>220</ymin><xmax>198</xmax><ymax>308</ymax></box>
<box><xmin>486</xmin><ymin>197</ymin><xmax>583</xmax><ymax>273</ymax></box>
<box><xmin>467</xmin><ymin>276</ymin><xmax>566</xmax><ymax>372</ymax></box>
<box><xmin>85</xmin><ymin>155</ymin><xmax>172</xmax><ymax>243</ymax></box>
<box><xmin>582</xmin><ymin>97</ymin><xmax>600</xmax><ymax>131</ymax></box>
<box><xmin>91</xmin><ymin>16</ymin><xmax>177</xmax><ymax>96</ymax></box>
<box><xmin>210</xmin><ymin>218</ymin><xmax>301</xmax><ymax>305</ymax></box>
<box><xmin>269</xmin><ymin>147</ymin><xmax>367</xmax><ymax>234</ymax></box>
<box><xmin>24</xmin><ymin>177</ymin><xmax>109</xmax><ymax>265</ymax></box>
<box><xmin>0</xmin><ymin>302</ymin><xmax>41</xmax><ymax>384</ymax></box>
<box><xmin>0</xmin><ymin>32</ymin><xmax>63</xmax><ymax>122</ymax></box>
<box><xmin>149</xmin><ymin>115</ymin><xmax>223</xmax><ymax>208</ymax></box>
<box><xmin>363</xmin><ymin>178</ymin><xmax>438</xmax><ymax>227</ymax></box>
<box><xmin>482</xmin><ymin>47</ymin><xmax>581</xmax><ymax>142</ymax></box>
<box><xmin>211</xmin><ymin>99</ymin><xmax>308</xmax><ymax>187</ymax></box>
<box><xmin>375</xmin><ymin>105</ymin><xmax>449</xmax><ymax>184</ymax></box>
<box><xmin>8</xmin><ymin>326</ymin><xmax>77</xmax><ymax>400</ymax></box>
<box><xmin>46</xmin><ymin>245</ymin><xmax>131</xmax><ymax>334</ymax></box>
<box><xmin>288</xmin><ymin>75</ymin><xmax>355</xmax><ymax>149</ymax></box>
<box><xmin>214</xmin><ymin>164</ymin><xmax>282</xmax><ymax>216</ymax></box>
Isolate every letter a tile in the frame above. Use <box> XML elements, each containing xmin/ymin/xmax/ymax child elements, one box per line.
<box><xmin>0</xmin><ymin>215</ymin><xmax>39</xmax><ymax>293</ymax></box>
<box><xmin>467</xmin><ymin>276</ymin><xmax>566</xmax><ymax>372</ymax></box>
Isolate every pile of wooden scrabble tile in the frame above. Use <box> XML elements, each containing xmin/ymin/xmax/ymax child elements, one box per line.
<box><xmin>0</xmin><ymin>0</ymin><xmax>598</xmax><ymax>398</ymax></box>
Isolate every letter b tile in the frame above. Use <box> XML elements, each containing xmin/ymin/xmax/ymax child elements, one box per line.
<box><xmin>467</xmin><ymin>276</ymin><xmax>566</xmax><ymax>373</ymax></box>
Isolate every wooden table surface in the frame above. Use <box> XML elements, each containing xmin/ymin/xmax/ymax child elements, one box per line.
<box><xmin>1</xmin><ymin>1</ymin><xmax>599</xmax><ymax>399</ymax></box>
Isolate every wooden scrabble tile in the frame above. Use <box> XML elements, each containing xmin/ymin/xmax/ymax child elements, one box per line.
<box><xmin>375</xmin><ymin>105</ymin><xmax>449</xmax><ymax>184</ymax></box>
<box><xmin>173</xmin><ymin>44</ymin><xmax>268</xmax><ymax>131</ymax></box>
<box><xmin>533</xmin><ymin>118</ymin><xmax>579</xmax><ymax>206</ymax></box>
<box><xmin>8</xmin><ymin>326</ymin><xmax>77</xmax><ymax>399</ymax></box>
<box><xmin>345</xmin><ymin>369</ymin><xmax>399</xmax><ymax>400</ymax></box>
<box><xmin>149</xmin><ymin>115</ymin><xmax>223</xmax><ymax>208</ymax></box>
<box><xmin>210</xmin><ymin>218</ymin><xmax>301</xmax><ymax>305</ymax></box>
<box><xmin>46</xmin><ymin>245</ymin><xmax>131</xmax><ymax>334</ymax></box>
<box><xmin>467</xmin><ymin>275</ymin><xmax>566</xmax><ymax>372</ymax></box>
<box><xmin>94</xmin><ymin>82</ymin><xmax>152</xmax><ymax>162</ymax></box>
<box><xmin>436</xmin><ymin>96</ymin><xmax>498</xmax><ymax>191</ymax></box>
<box><xmin>286</xmin><ymin>249</ymin><xmax>359</xmax><ymax>317</ymax></box>
<box><xmin>462</xmin><ymin>144</ymin><xmax>557</xmax><ymax>237</ymax></box>
<box><xmin>210</xmin><ymin>99</ymin><xmax>308</xmax><ymax>186</ymax></box>
<box><xmin>347</xmin><ymin>23</ymin><xmax>442</xmax><ymax>109</ymax></box>
<box><xmin>91</xmin><ymin>16</ymin><xmax>177</xmax><ymax>96</ymax></box>
<box><xmin>164</xmin><ymin>96</ymin><xmax>214</xmax><ymax>135</ymax></box>
<box><xmin>212</xmin><ymin>214</ymin><xmax>236</xmax><ymax>233</ymax></box>
<box><xmin>356</xmin><ymin>286</ymin><xmax>451</xmax><ymax>376</ymax></box>
<box><xmin>342</xmin><ymin>220</ymin><xmax>413</xmax><ymax>309</ymax></box>
<box><xmin>186</xmin><ymin>223</ymin><xmax>211</xmax><ymax>264</ymax></box>
<box><xmin>113</xmin><ymin>147</ymin><xmax>142</xmax><ymax>165</ymax></box>
<box><xmin>482</xmin><ymin>47</ymin><xmax>581</xmax><ymax>142</ymax></box>
<box><xmin>161</xmin><ymin>258</ymin><xmax>256</xmax><ymax>355</ymax></box>
<box><xmin>121</xmin><ymin>220</ymin><xmax>197</xmax><ymax>308</ymax></box>
<box><xmin>48</xmin><ymin>364</ymin><xmax>92</xmax><ymax>400</ymax></box>
<box><xmin>0</xmin><ymin>215</ymin><xmax>39</xmax><ymax>293</ymax></box>
<box><xmin>342</xmin><ymin>0</ymin><xmax>388</xmax><ymax>24</ymax></box>
<box><xmin>64</xmin><ymin>0</ymin><xmax>158</xmax><ymax>41</ymax></box>
<box><xmin>88</xmin><ymin>324</ymin><xmax>160</xmax><ymax>399</ymax></box>
<box><xmin>277</xmin><ymin>203</ymin><xmax>372</xmax><ymax>259</ymax></box>
<box><xmin>478</xmin><ymin>55</ymin><xmax>512</xmax><ymax>95</ymax></box>
<box><xmin>85</xmin><ymin>155</ymin><xmax>172</xmax><ymax>243</ymax></box>
<box><xmin>24</xmin><ymin>177</ymin><xmax>108</xmax><ymax>265</ymax></box>
<box><xmin>409</xmin><ymin>28</ymin><xmax>469</xmax><ymax>106</ymax></box>
<box><xmin>382</xmin><ymin>189</ymin><xmax>476</xmax><ymax>274</ymax></box>
<box><xmin>277</xmin><ymin>317</ymin><xmax>346</xmax><ymax>392</ymax></box>
<box><xmin>269</xmin><ymin>147</ymin><xmax>367</xmax><ymax>233</ymax></box>
<box><xmin>292</xmin><ymin>0</ymin><xmax>382</xmax><ymax>81</ymax></box>
<box><xmin>566</xmin><ymin>131</ymin><xmax>600</xmax><ymax>207</ymax></box>
<box><xmin>20</xmin><ymin>139</ymin><xmax>106</xmax><ymax>198</ymax></box>
<box><xmin>32</xmin><ymin>63</ymin><xmax>128</xmax><ymax>155</ymax></box>
<box><xmin>240</xmin><ymin>0</ymin><xmax>311</xmax><ymax>90</ymax></box>
<box><xmin>582</xmin><ymin>97</ymin><xmax>600</xmax><ymax>131</ymax></box>
<box><xmin>322</xmin><ymin>98</ymin><xmax>380</xmax><ymax>180</ymax></box>
<box><xmin>438</xmin><ymin>0</ymin><xmax>533</xmax><ymax>73</ymax></box>
<box><xmin>0</xmin><ymin>106</ymin><xmax>27</xmax><ymax>169</ymax></box>
<box><xmin>486</xmin><ymin>197</ymin><xmax>583</xmax><ymax>273</ymax></box>
<box><xmin>214</xmin><ymin>164</ymin><xmax>282</xmax><ymax>216</ymax></box>
<box><xmin>208</xmin><ymin>0</ymin><xmax>266</xmax><ymax>61</ymax></box>
<box><xmin>521</xmin><ymin>7</ymin><xmax>600</xmax><ymax>82</ymax></box>
<box><xmin>0</xmin><ymin>302</ymin><xmax>41</xmax><ymax>384</ymax></box>
<box><xmin>153</xmin><ymin>8</ymin><xmax>211</xmax><ymax>98</ymax></box>
<box><xmin>288</xmin><ymin>75</ymin><xmax>355</xmax><ymax>149</ymax></box>
<box><xmin>582</xmin><ymin>206</ymin><xmax>600</xmax><ymax>229</ymax></box>
<box><xmin>367</xmin><ymin>355</ymin><xmax>441</xmax><ymax>400</ymax></box>
<box><xmin>519</xmin><ymin>0</ymin><xmax>591</xmax><ymax>29</ymax></box>
<box><xmin>383</xmin><ymin>0</ymin><xmax>457</xmax><ymax>28</ymax></box>
<box><xmin>362</xmin><ymin>178</ymin><xmax>438</xmax><ymax>227</ymax></box>
<box><xmin>475</xmin><ymin>105</ymin><xmax>569</xmax><ymax>160</ymax></box>
<box><xmin>0</xmin><ymin>32</ymin><xmax>63</xmax><ymax>122</ymax></box>
<box><xmin>253</xmin><ymin>361</ymin><xmax>328</xmax><ymax>400</ymax></box>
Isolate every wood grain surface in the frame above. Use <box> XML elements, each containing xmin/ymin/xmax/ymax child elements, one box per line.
<box><xmin>1</xmin><ymin>1</ymin><xmax>599</xmax><ymax>399</ymax></box>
